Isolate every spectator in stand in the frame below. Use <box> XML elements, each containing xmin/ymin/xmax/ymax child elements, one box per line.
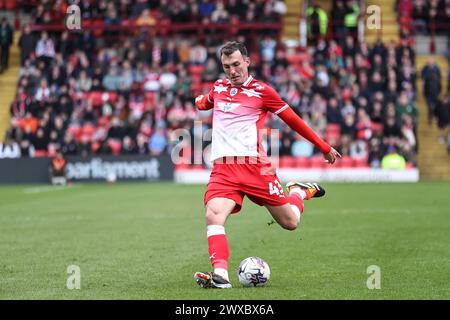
<box><xmin>412</xmin><ymin>0</ymin><xmax>428</xmax><ymax>34</ymax></box>
<box><xmin>103</xmin><ymin>66</ymin><xmax>123</xmax><ymax>91</ymax></box>
<box><xmin>189</xmin><ymin>41</ymin><xmax>208</xmax><ymax>66</ymax></box>
<box><xmin>149</xmin><ymin>126</ymin><xmax>168</xmax><ymax>155</ymax></box>
<box><xmin>211</xmin><ymin>1</ymin><xmax>229</xmax><ymax>23</ymax></box>
<box><xmin>199</xmin><ymin>0</ymin><xmax>216</xmax><ymax>23</ymax></box>
<box><xmin>121</xmin><ymin>136</ymin><xmax>138</xmax><ymax>154</ymax></box>
<box><xmin>396</xmin><ymin>91</ymin><xmax>418</xmax><ymax>126</ymax></box>
<box><xmin>332</xmin><ymin>0</ymin><xmax>347</xmax><ymax>47</ymax></box>
<box><xmin>421</xmin><ymin>57</ymin><xmax>442</xmax><ymax>125</ymax></box>
<box><xmin>306</xmin><ymin>4</ymin><xmax>328</xmax><ymax>45</ymax></box>
<box><xmin>0</xmin><ymin>138</ymin><xmax>21</xmax><ymax>159</ymax></box>
<box><xmin>435</xmin><ymin>94</ymin><xmax>450</xmax><ymax>145</ymax></box>
<box><xmin>77</xmin><ymin>134</ymin><xmax>92</xmax><ymax>157</ymax></box>
<box><xmin>381</xmin><ymin>145</ymin><xmax>406</xmax><ymax>170</ymax></box>
<box><xmin>291</xmin><ymin>135</ymin><xmax>314</xmax><ymax>157</ymax></box>
<box><xmin>0</xmin><ymin>17</ymin><xmax>13</xmax><ymax>73</ymax></box>
<box><xmin>202</xmin><ymin>57</ymin><xmax>220</xmax><ymax>82</ymax></box>
<box><xmin>260</xmin><ymin>36</ymin><xmax>277</xmax><ymax>66</ymax></box>
<box><xmin>18</xmin><ymin>24</ymin><xmax>36</xmax><ymax>67</ymax></box>
<box><xmin>344</xmin><ymin>0</ymin><xmax>360</xmax><ymax>40</ymax></box>
<box><xmin>35</xmin><ymin>31</ymin><xmax>55</xmax><ymax>70</ymax></box>
<box><xmin>32</xmin><ymin>127</ymin><xmax>49</xmax><ymax>154</ymax></box>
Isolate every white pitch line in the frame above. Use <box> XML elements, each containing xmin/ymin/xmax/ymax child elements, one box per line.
<box><xmin>308</xmin><ymin>207</ymin><xmax>446</xmax><ymax>215</ymax></box>
<box><xmin>23</xmin><ymin>184</ymin><xmax>81</xmax><ymax>194</ymax></box>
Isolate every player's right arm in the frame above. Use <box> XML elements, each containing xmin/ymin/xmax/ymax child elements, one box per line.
<box><xmin>195</xmin><ymin>81</ymin><xmax>218</xmax><ymax>110</ymax></box>
<box><xmin>195</xmin><ymin>94</ymin><xmax>214</xmax><ymax>110</ymax></box>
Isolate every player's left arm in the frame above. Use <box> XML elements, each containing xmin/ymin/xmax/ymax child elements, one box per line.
<box><xmin>263</xmin><ymin>85</ymin><xmax>341</xmax><ymax>164</ymax></box>
<box><xmin>277</xmin><ymin>107</ymin><xmax>341</xmax><ymax>164</ymax></box>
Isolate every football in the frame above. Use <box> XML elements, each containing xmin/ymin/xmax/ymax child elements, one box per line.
<box><xmin>237</xmin><ymin>257</ymin><xmax>271</xmax><ymax>287</ymax></box>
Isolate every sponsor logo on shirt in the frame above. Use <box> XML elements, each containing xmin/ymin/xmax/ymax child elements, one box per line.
<box><xmin>217</xmin><ymin>101</ymin><xmax>241</xmax><ymax>112</ymax></box>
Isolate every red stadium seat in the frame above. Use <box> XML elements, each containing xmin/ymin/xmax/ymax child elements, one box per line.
<box><xmin>89</xmin><ymin>91</ymin><xmax>103</xmax><ymax>107</ymax></box>
<box><xmin>92</xmin><ymin>19</ymin><xmax>104</xmax><ymax>37</ymax></box>
<box><xmin>372</xmin><ymin>123</ymin><xmax>384</xmax><ymax>135</ymax></box>
<box><xmin>295</xmin><ymin>157</ymin><xmax>311</xmax><ymax>168</ymax></box>
<box><xmin>202</xmin><ymin>82</ymin><xmax>215</xmax><ymax>93</ymax></box>
<box><xmin>98</xmin><ymin>116</ymin><xmax>110</xmax><ymax>128</ymax></box>
<box><xmin>337</xmin><ymin>156</ymin><xmax>354</xmax><ymax>168</ymax></box>
<box><xmin>81</xmin><ymin>124</ymin><xmax>96</xmax><ymax>141</ymax></box>
<box><xmin>175</xmin><ymin>163</ymin><xmax>189</xmax><ymax>170</ymax></box>
<box><xmin>5</xmin><ymin>0</ymin><xmax>16</xmax><ymax>9</ymax></box>
<box><xmin>91</xmin><ymin>142</ymin><xmax>101</xmax><ymax>153</ymax></box>
<box><xmin>406</xmin><ymin>162</ymin><xmax>415</xmax><ymax>169</ymax></box>
<box><xmin>280</xmin><ymin>156</ymin><xmax>296</xmax><ymax>168</ymax></box>
<box><xmin>34</xmin><ymin>150</ymin><xmax>48</xmax><ymax>158</ymax></box>
<box><xmin>106</xmin><ymin>91</ymin><xmax>118</xmax><ymax>103</ymax></box>
<box><xmin>353</xmin><ymin>157</ymin><xmax>369</xmax><ymax>168</ymax></box>
<box><xmin>189</xmin><ymin>65</ymin><xmax>205</xmax><ymax>76</ymax></box>
<box><xmin>191</xmin><ymin>82</ymin><xmax>202</xmax><ymax>96</ymax></box>
<box><xmin>326</xmin><ymin>123</ymin><xmax>341</xmax><ymax>135</ymax></box>
<box><xmin>309</xmin><ymin>156</ymin><xmax>326</xmax><ymax>168</ymax></box>
<box><xmin>108</xmin><ymin>140</ymin><xmax>122</xmax><ymax>155</ymax></box>
<box><xmin>68</xmin><ymin>126</ymin><xmax>82</xmax><ymax>142</ymax></box>
<box><xmin>145</xmin><ymin>92</ymin><xmax>157</xmax><ymax>105</ymax></box>
<box><xmin>286</xmin><ymin>54</ymin><xmax>302</xmax><ymax>65</ymax></box>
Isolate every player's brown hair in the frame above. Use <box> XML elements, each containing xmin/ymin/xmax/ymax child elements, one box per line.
<box><xmin>220</xmin><ymin>41</ymin><xmax>248</xmax><ymax>57</ymax></box>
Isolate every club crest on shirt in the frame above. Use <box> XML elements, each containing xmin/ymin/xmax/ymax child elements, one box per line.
<box><xmin>230</xmin><ymin>88</ymin><xmax>238</xmax><ymax>96</ymax></box>
<box><xmin>217</xmin><ymin>101</ymin><xmax>240</xmax><ymax>112</ymax></box>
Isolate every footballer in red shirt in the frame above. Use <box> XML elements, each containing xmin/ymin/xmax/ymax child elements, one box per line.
<box><xmin>193</xmin><ymin>41</ymin><xmax>341</xmax><ymax>288</ymax></box>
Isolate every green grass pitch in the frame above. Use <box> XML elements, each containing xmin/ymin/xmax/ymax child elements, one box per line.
<box><xmin>1</xmin><ymin>181</ymin><xmax>449</xmax><ymax>299</ymax></box>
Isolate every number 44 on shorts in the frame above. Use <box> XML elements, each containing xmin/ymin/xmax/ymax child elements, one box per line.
<box><xmin>268</xmin><ymin>180</ymin><xmax>285</xmax><ymax>198</ymax></box>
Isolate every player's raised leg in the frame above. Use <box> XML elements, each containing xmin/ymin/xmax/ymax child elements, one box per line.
<box><xmin>266</xmin><ymin>182</ymin><xmax>326</xmax><ymax>230</ymax></box>
<box><xmin>194</xmin><ymin>197</ymin><xmax>235</xmax><ymax>289</ymax></box>
<box><xmin>265</xmin><ymin>202</ymin><xmax>301</xmax><ymax>230</ymax></box>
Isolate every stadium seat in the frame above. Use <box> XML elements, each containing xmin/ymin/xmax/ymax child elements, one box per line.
<box><xmin>338</xmin><ymin>156</ymin><xmax>354</xmax><ymax>168</ymax></box>
<box><xmin>202</xmin><ymin>82</ymin><xmax>215</xmax><ymax>93</ymax></box>
<box><xmin>309</xmin><ymin>156</ymin><xmax>326</xmax><ymax>168</ymax></box>
<box><xmin>326</xmin><ymin>123</ymin><xmax>341</xmax><ymax>135</ymax></box>
<box><xmin>286</xmin><ymin>54</ymin><xmax>303</xmax><ymax>65</ymax></box>
<box><xmin>353</xmin><ymin>157</ymin><xmax>369</xmax><ymax>168</ymax></box>
<box><xmin>92</xmin><ymin>19</ymin><xmax>104</xmax><ymax>37</ymax></box>
<box><xmin>175</xmin><ymin>163</ymin><xmax>189</xmax><ymax>170</ymax></box>
<box><xmin>145</xmin><ymin>92</ymin><xmax>157</xmax><ymax>106</ymax></box>
<box><xmin>81</xmin><ymin>124</ymin><xmax>96</xmax><ymax>141</ymax></box>
<box><xmin>106</xmin><ymin>92</ymin><xmax>118</xmax><ymax>103</ymax></box>
<box><xmin>294</xmin><ymin>157</ymin><xmax>311</xmax><ymax>168</ymax></box>
<box><xmin>191</xmin><ymin>82</ymin><xmax>202</xmax><ymax>96</ymax></box>
<box><xmin>98</xmin><ymin>116</ymin><xmax>110</xmax><ymax>128</ymax></box>
<box><xmin>108</xmin><ymin>140</ymin><xmax>122</xmax><ymax>155</ymax></box>
<box><xmin>189</xmin><ymin>65</ymin><xmax>204</xmax><ymax>85</ymax></box>
<box><xmin>68</xmin><ymin>126</ymin><xmax>82</xmax><ymax>142</ymax></box>
<box><xmin>5</xmin><ymin>0</ymin><xmax>17</xmax><ymax>9</ymax></box>
<box><xmin>34</xmin><ymin>150</ymin><xmax>48</xmax><ymax>157</ymax></box>
<box><xmin>280</xmin><ymin>156</ymin><xmax>296</xmax><ymax>168</ymax></box>
<box><xmin>372</xmin><ymin>123</ymin><xmax>384</xmax><ymax>135</ymax></box>
<box><xmin>406</xmin><ymin>162</ymin><xmax>415</xmax><ymax>169</ymax></box>
<box><xmin>91</xmin><ymin>142</ymin><xmax>101</xmax><ymax>153</ymax></box>
<box><xmin>89</xmin><ymin>91</ymin><xmax>103</xmax><ymax>107</ymax></box>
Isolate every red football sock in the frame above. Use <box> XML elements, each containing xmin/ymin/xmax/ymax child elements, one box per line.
<box><xmin>207</xmin><ymin>225</ymin><xmax>229</xmax><ymax>270</ymax></box>
<box><xmin>288</xmin><ymin>192</ymin><xmax>304</xmax><ymax>220</ymax></box>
